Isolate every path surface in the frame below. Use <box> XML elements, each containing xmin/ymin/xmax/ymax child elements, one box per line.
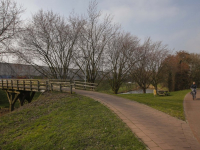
<box><xmin>75</xmin><ymin>89</ymin><xmax>200</xmax><ymax>150</ymax></box>
<box><xmin>184</xmin><ymin>90</ymin><xmax>200</xmax><ymax>145</ymax></box>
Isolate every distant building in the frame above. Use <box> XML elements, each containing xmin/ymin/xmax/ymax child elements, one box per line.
<box><xmin>0</xmin><ymin>62</ymin><xmax>82</xmax><ymax>80</ymax></box>
<box><xmin>0</xmin><ymin>62</ymin><xmax>42</xmax><ymax>79</ymax></box>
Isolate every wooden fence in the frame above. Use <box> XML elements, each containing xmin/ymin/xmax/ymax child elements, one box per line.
<box><xmin>73</xmin><ymin>81</ymin><xmax>98</xmax><ymax>90</ymax></box>
<box><xmin>0</xmin><ymin>79</ymin><xmax>97</xmax><ymax>93</ymax></box>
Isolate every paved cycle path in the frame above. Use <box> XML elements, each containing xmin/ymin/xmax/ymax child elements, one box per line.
<box><xmin>75</xmin><ymin>89</ymin><xmax>200</xmax><ymax>150</ymax></box>
<box><xmin>184</xmin><ymin>90</ymin><xmax>200</xmax><ymax>145</ymax></box>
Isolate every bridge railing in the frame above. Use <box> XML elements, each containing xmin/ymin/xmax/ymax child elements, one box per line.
<box><xmin>0</xmin><ymin>79</ymin><xmax>72</xmax><ymax>93</ymax></box>
<box><xmin>73</xmin><ymin>81</ymin><xmax>98</xmax><ymax>90</ymax></box>
<box><xmin>0</xmin><ymin>79</ymin><xmax>97</xmax><ymax>92</ymax></box>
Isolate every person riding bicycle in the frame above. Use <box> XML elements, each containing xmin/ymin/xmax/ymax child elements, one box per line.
<box><xmin>190</xmin><ymin>82</ymin><xmax>197</xmax><ymax>96</ymax></box>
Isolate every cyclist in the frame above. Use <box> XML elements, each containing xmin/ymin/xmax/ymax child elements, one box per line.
<box><xmin>190</xmin><ymin>82</ymin><xmax>197</xmax><ymax>99</ymax></box>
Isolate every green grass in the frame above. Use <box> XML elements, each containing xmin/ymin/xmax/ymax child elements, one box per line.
<box><xmin>0</xmin><ymin>92</ymin><xmax>146</xmax><ymax>150</ymax></box>
<box><xmin>0</xmin><ymin>89</ymin><xmax>41</xmax><ymax>109</ymax></box>
<box><xmin>96</xmin><ymin>80</ymin><xmax>137</xmax><ymax>94</ymax></box>
<box><xmin>117</xmin><ymin>90</ymin><xmax>190</xmax><ymax>120</ymax></box>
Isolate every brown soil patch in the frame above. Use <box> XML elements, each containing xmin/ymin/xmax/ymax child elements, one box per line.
<box><xmin>0</xmin><ymin>108</ymin><xmax>9</xmax><ymax>117</ymax></box>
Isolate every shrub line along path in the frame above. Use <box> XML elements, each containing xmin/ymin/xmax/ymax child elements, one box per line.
<box><xmin>74</xmin><ymin>89</ymin><xmax>200</xmax><ymax>150</ymax></box>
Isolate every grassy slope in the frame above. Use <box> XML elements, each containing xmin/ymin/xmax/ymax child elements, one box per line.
<box><xmin>0</xmin><ymin>92</ymin><xmax>146</xmax><ymax>150</ymax></box>
<box><xmin>117</xmin><ymin>90</ymin><xmax>190</xmax><ymax>120</ymax></box>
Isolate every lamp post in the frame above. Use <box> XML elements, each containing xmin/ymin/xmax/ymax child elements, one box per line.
<box><xmin>83</xmin><ymin>56</ymin><xmax>88</xmax><ymax>88</ymax></box>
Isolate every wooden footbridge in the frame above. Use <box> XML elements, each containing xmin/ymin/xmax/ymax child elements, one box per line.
<box><xmin>0</xmin><ymin>79</ymin><xmax>97</xmax><ymax>111</ymax></box>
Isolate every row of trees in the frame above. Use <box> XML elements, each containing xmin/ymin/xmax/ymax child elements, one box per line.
<box><xmin>1</xmin><ymin>0</ymin><xmax>199</xmax><ymax>94</ymax></box>
<box><xmin>163</xmin><ymin>51</ymin><xmax>200</xmax><ymax>92</ymax></box>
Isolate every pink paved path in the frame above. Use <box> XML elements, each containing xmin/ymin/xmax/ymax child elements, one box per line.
<box><xmin>75</xmin><ymin>89</ymin><xmax>200</xmax><ymax>150</ymax></box>
<box><xmin>184</xmin><ymin>90</ymin><xmax>200</xmax><ymax>145</ymax></box>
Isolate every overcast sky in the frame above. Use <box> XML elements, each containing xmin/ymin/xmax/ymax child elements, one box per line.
<box><xmin>16</xmin><ymin>0</ymin><xmax>200</xmax><ymax>54</ymax></box>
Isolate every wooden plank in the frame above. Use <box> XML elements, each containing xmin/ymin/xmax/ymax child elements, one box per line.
<box><xmin>17</xmin><ymin>80</ymin><xmax>19</xmax><ymax>90</ymax></box>
<box><xmin>50</xmin><ymin>84</ymin><xmax>70</xmax><ymax>87</ymax></box>
<box><xmin>74</xmin><ymin>81</ymin><xmax>98</xmax><ymax>85</ymax></box>
<box><xmin>6</xmin><ymin>80</ymin><xmax>8</xmax><ymax>89</ymax></box>
<box><xmin>49</xmin><ymin>81</ymin><xmax>70</xmax><ymax>84</ymax></box>
<box><xmin>74</xmin><ymin>84</ymin><xmax>96</xmax><ymax>88</ymax></box>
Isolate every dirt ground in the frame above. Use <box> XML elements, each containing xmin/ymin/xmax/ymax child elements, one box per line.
<box><xmin>0</xmin><ymin>108</ymin><xmax>9</xmax><ymax>117</ymax></box>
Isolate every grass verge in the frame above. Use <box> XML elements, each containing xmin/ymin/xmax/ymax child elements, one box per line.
<box><xmin>96</xmin><ymin>80</ymin><xmax>137</xmax><ymax>94</ymax></box>
<box><xmin>117</xmin><ymin>90</ymin><xmax>190</xmax><ymax>120</ymax></box>
<box><xmin>0</xmin><ymin>92</ymin><xmax>146</xmax><ymax>150</ymax></box>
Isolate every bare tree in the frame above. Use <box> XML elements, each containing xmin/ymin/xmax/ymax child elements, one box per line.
<box><xmin>17</xmin><ymin>10</ymin><xmax>84</xmax><ymax>79</ymax></box>
<box><xmin>0</xmin><ymin>0</ymin><xmax>24</xmax><ymax>55</ymax></box>
<box><xmin>131</xmin><ymin>37</ymin><xmax>156</xmax><ymax>93</ymax></box>
<box><xmin>73</xmin><ymin>1</ymin><xmax>119</xmax><ymax>83</ymax></box>
<box><xmin>106</xmin><ymin>32</ymin><xmax>140</xmax><ymax>94</ymax></box>
<box><xmin>150</xmin><ymin>41</ymin><xmax>169</xmax><ymax>92</ymax></box>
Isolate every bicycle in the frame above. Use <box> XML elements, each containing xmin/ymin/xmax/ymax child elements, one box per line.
<box><xmin>191</xmin><ymin>88</ymin><xmax>196</xmax><ymax>100</ymax></box>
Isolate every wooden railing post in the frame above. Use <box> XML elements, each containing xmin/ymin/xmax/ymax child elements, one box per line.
<box><xmin>2</xmin><ymin>79</ymin><xmax>3</xmax><ymax>89</ymax></box>
<box><xmin>6</xmin><ymin>80</ymin><xmax>8</xmax><ymax>89</ymax></box>
<box><xmin>17</xmin><ymin>80</ymin><xmax>19</xmax><ymax>90</ymax></box>
<box><xmin>37</xmin><ymin>80</ymin><xmax>40</xmax><ymax>91</ymax></box>
<box><xmin>11</xmin><ymin>80</ymin><xmax>13</xmax><ymax>90</ymax></box>
<box><xmin>23</xmin><ymin>80</ymin><xmax>25</xmax><ymax>91</ymax></box>
<box><xmin>70</xmin><ymin>85</ymin><xmax>72</xmax><ymax>94</ymax></box>
<box><xmin>46</xmin><ymin>81</ymin><xmax>49</xmax><ymax>91</ymax></box>
<box><xmin>30</xmin><ymin>80</ymin><xmax>32</xmax><ymax>91</ymax></box>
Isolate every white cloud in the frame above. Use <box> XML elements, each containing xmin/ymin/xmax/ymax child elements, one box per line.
<box><xmin>185</xmin><ymin>30</ymin><xmax>200</xmax><ymax>54</ymax></box>
<box><xmin>13</xmin><ymin>0</ymin><xmax>200</xmax><ymax>54</ymax></box>
<box><xmin>101</xmin><ymin>0</ymin><xmax>180</xmax><ymax>24</ymax></box>
<box><xmin>152</xmin><ymin>29</ymin><xmax>200</xmax><ymax>54</ymax></box>
<box><xmin>16</xmin><ymin>0</ymin><xmax>40</xmax><ymax>20</ymax></box>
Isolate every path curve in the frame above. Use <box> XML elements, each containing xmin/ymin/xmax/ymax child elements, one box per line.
<box><xmin>184</xmin><ymin>90</ymin><xmax>200</xmax><ymax>144</ymax></box>
<box><xmin>75</xmin><ymin>89</ymin><xmax>200</xmax><ymax>150</ymax></box>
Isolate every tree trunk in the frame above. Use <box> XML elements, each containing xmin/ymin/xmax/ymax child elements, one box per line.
<box><xmin>168</xmin><ymin>71</ymin><xmax>173</xmax><ymax>92</ymax></box>
<box><xmin>114</xmin><ymin>89</ymin><xmax>118</xmax><ymax>94</ymax></box>
<box><xmin>143</xmin><ymin>88</ymin><xmax>146</xmax><ymax>93</ymax></box>
<box><xmin>155</xmin><ymin>84</ymin><xmax>158</xmax><ymax>93</ymax></box>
